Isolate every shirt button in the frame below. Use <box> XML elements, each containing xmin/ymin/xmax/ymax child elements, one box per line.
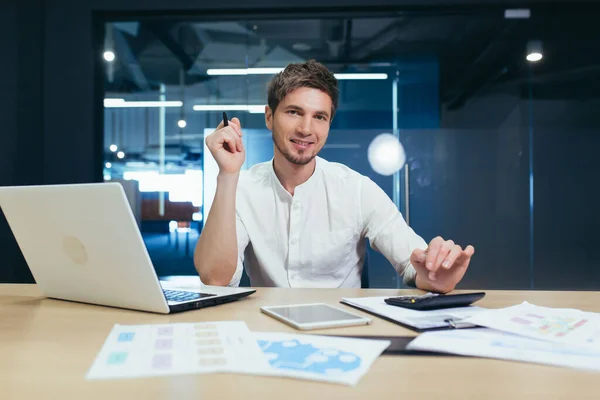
<box><xmin>292</xmin><ymin>203</ymin><xmax>300</xmax><ymax>210</ymax></box>
<box><xmin>290</xmin><ymin>238</ymin><xmax>297</xmax><ymax>245</ymax></box>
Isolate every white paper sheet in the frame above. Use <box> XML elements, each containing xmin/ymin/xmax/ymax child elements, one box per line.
<box><xmin>465</xmin><ymin>302</ymin><xmax>600</xmax><ymax>349</ymax></box>
<box><xmin>86</xmin><ymin>321</ymin><xmax>267</xmax><ymax>380</ymax></box>
<box><xmin>340</xmin><ymin>296</ymin><xmax>485</xmax><ymax>330</ymax></box>
<box><xmin>406</xmin><ymin>328</ymin><xmax>600</xmax><ymax>373</ymax></box>
<box><xmin>252</xmin><ymin>332</ymin><xmax>390</xmax><ymax>386</ymax></box>
<box><xmin>86</xmin><ymin>322</ymin><xmax>389</xmax><ymax>385</ymax></box>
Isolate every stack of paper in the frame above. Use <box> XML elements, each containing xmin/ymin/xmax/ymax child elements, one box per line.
<box><xmin>340</xmin><ymin>296</ymin><xmax>485</xmax><ymax>330</ymax></box>
<box><xmin>406</xmin><ymin>301</ymin><xmax>600</xmax><ymax>372</ymax></box>
<box><xmin>86</xmin><ymin>321</ymin><xmax>390</xmax><ymax>386</ymax></box>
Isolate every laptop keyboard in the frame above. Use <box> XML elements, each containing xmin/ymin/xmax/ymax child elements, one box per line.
<box><xmin>163</xmin><ymin>289</ymin><xmax>215</xmax><ymax>302</ymax></box>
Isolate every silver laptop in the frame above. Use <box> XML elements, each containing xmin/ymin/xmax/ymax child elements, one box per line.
<box><xmin>0</xmin><ymin>182</ymin><xmax>255</xmax><ymax>314</ymax></box>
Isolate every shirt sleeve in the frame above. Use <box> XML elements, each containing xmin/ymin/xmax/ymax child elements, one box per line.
<box><xmin>360</xmin><ymin>175</ymin><xmax>428</xmax><ymax>286</ymax></box>
<box><xmin>227</xmin><ymin>213</ymin><xmax>250</xmax><ymax>287</ymax></box>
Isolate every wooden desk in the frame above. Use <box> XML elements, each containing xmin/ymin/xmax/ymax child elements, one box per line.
<box><xmin>2</xmin><ymin>285</ymin><xmax>600</xmax><ymax>399</ymax></box>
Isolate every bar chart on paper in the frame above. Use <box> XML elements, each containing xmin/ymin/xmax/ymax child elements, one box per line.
<box><xmin>466</xmin><ymin>302</ymin><xmax>600</xmax><ymax>348</ymax></box>
<box><xmin>86</xmin><ymin>321</ymin><xmax>265</xmax><ymax>380</ymax></box>
<box><xmin>509</xmin><ymin>313</ymin><xmax>589</xmax><ymax>338</ymax></box>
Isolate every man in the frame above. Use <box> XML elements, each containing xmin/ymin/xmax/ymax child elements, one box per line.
<box><xmin>194</xmin><ymin>59</ymin><xmax>474</xmax><ymax>293</ymax></box>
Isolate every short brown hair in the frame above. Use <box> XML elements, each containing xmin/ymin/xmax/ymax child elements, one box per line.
<box><xmin>267</xmin><ymin>59</ymin><xmax>339</xmax><ymax>120</ymax></box>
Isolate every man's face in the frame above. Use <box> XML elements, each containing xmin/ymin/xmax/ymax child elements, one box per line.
<box><xmin>265</xmin><ymin>87</ymin><xmax>332</xmax><ymax>166</ymax></box>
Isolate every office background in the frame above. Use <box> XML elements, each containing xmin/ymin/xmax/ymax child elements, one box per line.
<box><xmin>1</xmin><ymin>0</ymin><xmax>599</xmax><ymax>290</ymax></box>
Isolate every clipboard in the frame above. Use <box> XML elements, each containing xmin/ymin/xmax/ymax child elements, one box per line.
<box><xmin>340</xmin><ymin>297</ymin><xmax>481</xmax><ymax>333</ymax></box>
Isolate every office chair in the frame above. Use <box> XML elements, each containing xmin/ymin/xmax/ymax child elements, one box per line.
<box><xmin>361</xmin><ymin>246</ymin><xmax>370</xmax><ymax>288</ymax></box>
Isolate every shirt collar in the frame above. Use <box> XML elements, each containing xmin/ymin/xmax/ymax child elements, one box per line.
<box><xmin>269</xmin><ymin>156</ymin><xmax>322</xmax><ymax>195</ymax></box>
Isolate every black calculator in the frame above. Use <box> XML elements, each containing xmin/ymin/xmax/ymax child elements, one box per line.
<box><xmin>384</xmin><ymin>292</ymin><xmax>486</xmax><ymax>311</ymax></box>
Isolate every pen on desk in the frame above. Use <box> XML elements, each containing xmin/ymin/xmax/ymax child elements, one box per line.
<box><xmin>223</xmin><ymin>111</ymin><xmax>228</xmax><ymax>127</ymax></box>
<box><xmin>444</xmin><ymin>318</ymin><xmax>457</xmax><ymax>329</ymax></box>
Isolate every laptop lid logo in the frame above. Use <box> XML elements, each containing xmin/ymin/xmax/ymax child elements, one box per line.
<box><xmin>62</xmin><ymin>235</ymin><xmax>88</xmax><ymax>266</ymax></box>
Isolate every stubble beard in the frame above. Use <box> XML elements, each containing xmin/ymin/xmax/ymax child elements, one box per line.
<box><xmin>272</xmin><ymin>133</ymin><xmax>317</xmax><ymax>166</ymax></box>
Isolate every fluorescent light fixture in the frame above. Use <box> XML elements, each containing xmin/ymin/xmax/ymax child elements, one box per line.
<box><xmin>193</xmin><ymin>105</ymin><xmax>266</xmax><ymax>113</ymax></box>
<box><xmin>335</xmin><ymin>73</ymin><xmax>388</xmax><ymax>80</ymax></box>
<box><xmin>193</xmin><ymin>105</ymin><xmax>248</xmax><ymax>111</ymax></box>
<box><xmin>247</xmin><ymin>105</ymin><xmax>267</xmax><ymax>113</ymax></box>
<box><xmin>206</xmin><ymin>68</ymin><xmax>284</xmax><ymax>75</ymax></box>
<box><xmin>104</xmin><ymin>99</ymin><xmax>183</xmax><ymax>108</ymax></box>
<box><xmin>292</xmin><ymin>43</ymin><xmax>312</xmax><ymax>51</ymax></box>
<box><xmin>206</xmin><ymin>68</ymin><xmax>387</xmax><ymax>80</ymax></box>
<box><xmin>505</xmin><ymin>9</ymin><xmax>530</xmax><ymax>19</ymax></box>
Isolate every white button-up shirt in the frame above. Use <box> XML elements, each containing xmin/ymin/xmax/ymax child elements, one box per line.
<box><xmin>229</xmin><ymin>157</ymin><xmax>427</xmax><ymax>288</ymax></box>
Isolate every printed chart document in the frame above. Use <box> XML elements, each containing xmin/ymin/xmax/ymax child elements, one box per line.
<box><xmin>465</xmin><ymin>302</ymin><xmax>600</xmax><ymax>349</ymax></box>
<box><xmin>406</xmin><ymin>328</ymin><xmax>600</xmax><ymax>373</ymax></box>
<box><xmin>86</xmin><ymin>321</ymin><xmax>266</xmax><ymax>380</ymax></box>
<box><xmin>86</xmin><ymin>322</ymin><xmax>389</xmax><ymax>385</ymax></box>
<box><xmin>340</xmin><ymin>296</ymin><xmax>485</xmax><ymax>330</ymax></box>
<box><xmin>252</xmin><ymin>332</ymin><xmax>390</xmax><ymax>386</ymax></box>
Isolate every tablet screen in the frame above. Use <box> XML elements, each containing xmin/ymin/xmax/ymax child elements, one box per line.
<box><xmin>269</xmin><ymin>304</ymin><xmax>364</xmax><ymax>324</ymax></box>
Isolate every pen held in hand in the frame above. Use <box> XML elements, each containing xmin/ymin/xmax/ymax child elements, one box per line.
<box><xmin>223</xmin><ymin>111</ymin><xmax>228</xmax><ymax>127</ymax></box>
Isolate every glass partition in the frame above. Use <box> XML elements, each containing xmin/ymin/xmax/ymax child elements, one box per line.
<box><xmin>101</xmin><ymin>9</ymin><xmax>600</xmax><ymax>289</ymax></box>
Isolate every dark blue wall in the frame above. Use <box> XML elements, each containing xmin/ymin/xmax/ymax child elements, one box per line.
<box><xmin>0</xmin><ymin>0</ymin><xmax>44</xmax><ymax>283</ymax></box>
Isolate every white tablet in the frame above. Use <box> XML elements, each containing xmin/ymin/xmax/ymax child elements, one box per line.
<box><xmin>260</xmin><ymin>303</ymin><xmax>372</xmax><ymax>330</ymax></box>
